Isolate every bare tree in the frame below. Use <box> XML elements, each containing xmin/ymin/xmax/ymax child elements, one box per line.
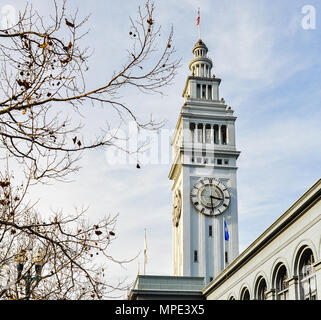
<box><xmin>0</xmin><ymin>0</ymin><xmax>180</xmax><ymax>181</ymax></box>
<box><xmin>0</xmin><ymin>169</ymin><xmax>128</xmax><ymax>299</ymax></box>
<box><xmin>0</xmin><ymin>0</ymin><xmax>180</xmax><ymax>299</ymax></box>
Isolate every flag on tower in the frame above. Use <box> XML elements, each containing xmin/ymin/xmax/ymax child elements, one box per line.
<box><xmin>224</xmin><ymin>220</ymin><xmax>229</xmax><ymax>241</ymax></box>
<box><xmin>196</xmin><ymin>8</ymin><xmax>201</xmax><ymax>39</ymax></box>
<box><xmin>196</xmin><ymin>8</ymin><xmax>200</xmax><ymax>26</ymax></box>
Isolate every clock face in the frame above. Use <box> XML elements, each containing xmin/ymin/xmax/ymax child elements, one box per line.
<box><xmin>173</xmin><ymin>189</ymin><xmax>182</xmax><ymax>227</ymax></box>
<box><xmin>190</xmin><ymin>178</ymin><xmax>230</xmax><ymax>216</ymax></box>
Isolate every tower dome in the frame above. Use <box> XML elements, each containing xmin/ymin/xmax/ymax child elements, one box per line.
<box><xmin>193</xmin><ymin>39</ymin><xmax>208</xmax><ymax>53</ymax></box>
<box><xmin>188</xmin><ymin>39</ymin><xmax>213</xmax><ymax>78</ymax></box>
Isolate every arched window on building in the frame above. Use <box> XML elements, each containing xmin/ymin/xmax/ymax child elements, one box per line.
<box><xmin>197</xmin><ymin>124</ymin><xmax>203</xmax><ymax>143</ymax></box>
<box><xmin>298</xmin><ymin>247</ymin><xmax>317</xmax><ymax>300</ymax></box>
<box><xmin>240</xmin><ymin>287</ymin><xmax>250</xmax><ymax>300</ymax></box>
<box><xmin>255</xmin><ymin>277</ymin><xmax>267</xmax><ymax>300</ymax></box>
<box><xmin>213</xmin><ymin>125</ymin><xmax>219</xmax><ymax>144</ymax></box>
<box><xmin>274</xmin><ymin>264</ymin><xmax>289</xmax><ymax>300</ymax></box>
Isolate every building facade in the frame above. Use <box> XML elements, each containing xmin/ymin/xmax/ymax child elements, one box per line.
<box><xmin>168</xmin><ymin>40</ymin><xmax>240</xmax><ymax>284</ymax></box>
<box><xmin>204</xmin><ymin>178</ymin><xmax>321</xmax><ymax>300</ymax></box>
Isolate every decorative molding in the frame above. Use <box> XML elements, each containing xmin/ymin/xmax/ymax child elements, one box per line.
<box><xmin>313</xmin><ymin>260</ymin><xmax>321</xmax><ymax>272</ymax></box>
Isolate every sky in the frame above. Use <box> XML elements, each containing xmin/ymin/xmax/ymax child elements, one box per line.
<box><xmin>4</xmin><ymin>0</ymin><xmax>321</xmax><ymax>298</ymax></box>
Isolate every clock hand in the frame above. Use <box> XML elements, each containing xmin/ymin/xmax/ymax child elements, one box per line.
<box><xmin>210</xmin><ymin>195</ymin><xmax>214</xmax><ymax>211</ymax></box>
<box><xmin>210</xmin><ymin>195</ymin><xmax>223</xmax><ymax>201</ymax></box>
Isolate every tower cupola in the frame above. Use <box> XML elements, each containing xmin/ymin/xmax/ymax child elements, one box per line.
<box><xmin>183</xmin><ymin>39</ymin><xmax>220</xmax><ymax>101</ymax></box>
<box><xmin>189</xmin><ymin>39</ymin><xmax>213</xmax><ymax>78</ymax></box>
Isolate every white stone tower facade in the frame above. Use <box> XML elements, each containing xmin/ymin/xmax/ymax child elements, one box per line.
<box><xmin>169</xmin><ymin>39</ymin><xmax>241</xmax><ymax>284</ymax></box>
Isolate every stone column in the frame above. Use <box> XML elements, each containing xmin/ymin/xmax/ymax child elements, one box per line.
<box><xmin>195</xmin><ymin>123</ymin><xmax>199</xmax><ymax>144</ymax></box>
<box><xmin>227</xmin><ymin>121</ymin><xmax>235</xmax><ymax>146</ymax></box>
<box><xmin>218</xmin><ymin>125</ymin><xmax>221</xmax><ymax>145</ymax></box>
<box><xmin>182</xmin><ymin>121</ymin><xmax>191</xmax><ymax>165</ymax></box>
<box><xmin>202</xmin><ymin>125</ymin><xmax>204</xmax><ymax>145</ymax></box>
<box><xmin>190</xmin><ymin>80</ymin><xmax>196</xmax><ymax>99</ymax></box>
<box><xmin>287</xmin><ymin>276</ymin><xmax>298</xmax><ymax>300</ymax></box>
<box><xmin>265</xmin><ymin>289</ymin><xmax>275</xmax><ymax>300</ymax></box>
<box><xmin>195</xmin><ymin>123</ymin><xmax>198</xmax><ymax>144</ymax></box>
<box><xmin>313</xmin><ymin>260</ymin><xmax>321</xmax><ymax>300</ymax></box>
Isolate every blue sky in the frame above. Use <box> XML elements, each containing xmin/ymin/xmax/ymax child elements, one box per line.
<box><xmin>8</xmin><ymin>0</ymin><xmax>321</xmax><ymax>297</ymax></box>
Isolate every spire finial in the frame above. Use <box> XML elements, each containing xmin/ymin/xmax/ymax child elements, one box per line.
<box><xmin>197</xmin><ymin>7</ymin><xmax>201</xmax><ymax>40</ymax></box>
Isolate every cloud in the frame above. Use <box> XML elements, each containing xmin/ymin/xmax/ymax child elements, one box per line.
<box><xmin>208</xmin><ymin>1</ymin><xmax>312</xmax><ymax>91</ymax></box>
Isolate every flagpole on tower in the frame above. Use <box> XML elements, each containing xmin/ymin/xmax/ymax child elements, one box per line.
<box><xmin>197</xmin><ymin>7</ymin><xmax>201</xmax><ymax>39</ymax></box>
<box><xmin>143</xmin><ymin>228</ymin><xmax>147</xmax><ymax>275</ymax></box>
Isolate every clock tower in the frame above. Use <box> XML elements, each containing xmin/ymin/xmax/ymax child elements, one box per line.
<box><xmin>169</xmin><ymin>39</ymin><xmax>241</xmax><ymax>284</ymax></box>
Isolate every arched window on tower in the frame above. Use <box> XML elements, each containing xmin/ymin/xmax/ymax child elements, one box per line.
<box><xmin>274</xmin><ymin>264</ymin><xmax>289</xmax><ymax>300</ymax></box>
<box><xmin>207</xmin><ymin>85</ymin><xmax>212</xmax><ymax>100</ymax></box>
<box><xmin>298</xmin><ymin>248</ymin><xmax>317</xmax><ymax>300</ymax></box>
<box><xmin>202</xmin><ymin>85</ymin><xmax>206</xmax><ymax>99</ymax></box>
<box><xmin>189</xmin><ymin>123</ymin><xmax>195</xmax><ymax>143</ymax></box>
<box><xmin>197</xmin><ymin>124</ymin><xmax>203</xmax><ymax>143</ymax></box>
<box><xmin>221</xmin><ymin>125</ymin><xmax>227</xmax><ymax>145</ymax></box>
<box><xmin>205</xmin><ymin>124</ymin><xmax>211</xmax><ymax>143</ymax></box>
<box><xmin>213</xmin><ymin>125</ymin><xmax>219</xmax><ymax>144</ymax></box>
<box><xmin>196</xmin><ymin>84</ymin><xmax>201</xmax><ymax>99</ymax></box>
